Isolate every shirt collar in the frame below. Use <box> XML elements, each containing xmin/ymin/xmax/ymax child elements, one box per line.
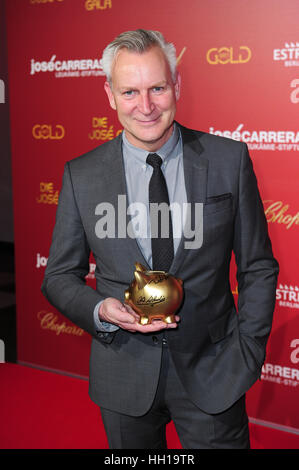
<box><xmin>122</xmin><ymin>122</ymin><xmax>180</xmax><ymax>166</ymax></box>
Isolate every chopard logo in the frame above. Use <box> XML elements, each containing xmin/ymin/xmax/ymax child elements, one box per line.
<box><xmin>37</xmin><ymin>311</ymin><xmax>85</xmax><ymax>336</ymax></box>
<box><xmin>206</xmin><ymin>46</ymin><xmax>251</xmax><ymax>65</ymax></box>
<box><xmin>263</xmin><ymin>200</ymin><xmax>299</xmax><ymax>230</ymax></box>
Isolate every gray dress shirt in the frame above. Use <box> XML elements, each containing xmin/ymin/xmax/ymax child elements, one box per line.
<box><xmin>94</xmin><ymin>122</ymin><xmax>187</xmax><ymax>332</ymax></box>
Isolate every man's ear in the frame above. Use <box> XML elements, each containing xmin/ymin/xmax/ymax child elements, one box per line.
<box><xmin>174</xmin><ymin>71</ymin><xmax>181</xmax><ymax>101</ymax></box>
<box><xmin>104</xmin><ymin>81</ymin><xmax>116</xmax><ymax>110</ymax></box>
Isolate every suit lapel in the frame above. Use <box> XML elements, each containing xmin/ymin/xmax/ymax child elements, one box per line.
<box><xmin>170</xmin><ymin>124</ymin><xmax>209</xmax><ymax>275</ymax></box>
<box><xmin>104</xmin><ymin>133</ymin><xmax>151</xmax><ymax>269</ymax></box>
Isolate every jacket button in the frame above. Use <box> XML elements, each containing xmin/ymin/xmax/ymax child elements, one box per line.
<box><xmin>152</xmin><ymin>336</ymin><xmax>158</xmax><ymax>344</ymax></box>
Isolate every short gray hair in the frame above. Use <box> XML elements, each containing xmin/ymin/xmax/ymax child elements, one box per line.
<box><xmin>101</xmin><ymin>29</ymin><xmax>177</xmax><ymax>84</ymax></box>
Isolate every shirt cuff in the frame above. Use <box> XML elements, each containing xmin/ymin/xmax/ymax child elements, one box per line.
<box><xmin>93</xmin><ymin>300</ymin><xmax>119</xmax><ymax>333</ymax></box>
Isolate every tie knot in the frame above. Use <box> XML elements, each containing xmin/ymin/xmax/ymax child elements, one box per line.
<box><xmin>146</xmin><ymin>153</ymin><xmax>163</xmax><ymax>169</ymax></box>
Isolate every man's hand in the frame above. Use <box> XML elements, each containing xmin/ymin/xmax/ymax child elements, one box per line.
<box><xmin>99</xmin><ymin>297</ymin><xmax>180</xmax><ymax>333</ymax></box>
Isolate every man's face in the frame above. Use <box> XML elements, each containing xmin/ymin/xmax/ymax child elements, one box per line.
<box><xmin>104</xmin><ymin>46</ymin><xmax>181</xmax><ymax>151</ymax></box>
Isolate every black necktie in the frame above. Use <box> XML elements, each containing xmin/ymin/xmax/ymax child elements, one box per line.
<box><xmin>146</xmin><ymin>153</ymin><xmax>174</xmax><ymax>272</ymax></box>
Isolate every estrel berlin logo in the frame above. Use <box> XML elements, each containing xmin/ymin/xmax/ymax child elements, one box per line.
<box><xmin>273</xmin><ymin>42</ymin><xmax>299</xmax><ymax>67</ymax></box>
<box><xmin>209</xmin><ymin>124</ymin><xmax>299</xmax><ymax>151</ymax></box>
<box><xmin>32</xmin><ymin>124</ymin><xmax>65</xmax><ymax>140</ymax></box>
<box><xmin>30</xmin><ymin>55</ymin><xmax>105</xmax><ymax>78</ymax></box>
<box><xmin>276</xmin><ymin>284</ymin><xmax>299</xmax><ymax>310</ymax></box>
<box><xmin>206</xmin><ymin>46</ymin><xmax>251</xmax><ymax>64</ymax></box>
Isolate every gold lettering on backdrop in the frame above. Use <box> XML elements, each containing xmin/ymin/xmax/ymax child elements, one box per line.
<box><xmin>36</xmin><ymin>182</ymin><xmax>59</xmax><ymax>205</ymax></box>
<box><xmin>85</xmin><ymin>0</ymin><xmax>112</xmax><ymax>11</ymax></box>
<box><xmin>206</xmin><ymin>46</ymin><xmax>251</xmax><ymax>65</ymax></box>
<box><xmin>32</xmin><ymin>124</ymin><xmax>65</xmax><ymax>140</ymax></box>
<box><xmin>264</xmin><ymin>200</ymin><xmax>299</xmax><ymax>230</ymax></box>
<box><xmin>88</xmin><ymin>116</ymin><xmax>122</xmax><ymax>141</ymax></box>
<box><xmin>37</xmin><ymin>311</ymin><xmax>85</xmax><ymax>337</ymax></box>
<box><xmin>233</xmin><ymin>46</ymin><xmax>251</xmax><ymax>64</ymax></box>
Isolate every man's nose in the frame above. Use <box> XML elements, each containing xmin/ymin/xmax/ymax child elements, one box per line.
<box><xmin>138</xmin><ymin>92</ymin><xmax>154</xmax><ymax>115</ymax></box>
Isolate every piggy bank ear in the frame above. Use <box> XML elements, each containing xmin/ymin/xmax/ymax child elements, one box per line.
<box><xmin>135</xmin><ymin>262</ymin><xmax>147</xmax><ymax>272</ymax></box>
<box><xmin>134</xmin><ymin>270</ymin><xmax>148</xmax><ymax>289</ymax></box>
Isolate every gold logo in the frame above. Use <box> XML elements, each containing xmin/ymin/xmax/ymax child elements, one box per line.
<box><xmin>264</xmin><ymin>200</ymin><xmax>299</xmax><ymax>230</ymax></box>
<box><xmin>37</xmin><ymin>311</ymin><xmax>85</xmax><ymax>336</ymax></box>
<box><xmin>85</xmin><ymin>0</ymin><xmax>112</xmax><ymax>10</ymax></box>
<box><xmin>36</xmin><ymin>182</ymin><xmax>59</xmax><ymax>205</ymax></box>
<box><xmin>32</xmin><ymin>124</ymin><xmax>65</xmax><ymax>140</ymax></box>
<box><xmin>207</xmin><ymin>46</ymin><xmax>251</xmax><ymax>65</ymax></box>
<box><xmin>88</xmin><ymin>117</ymin><xmax>122</xmax><ymax>141</ymax></box>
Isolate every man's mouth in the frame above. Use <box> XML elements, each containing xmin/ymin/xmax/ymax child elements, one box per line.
<box><xmin>135</xmin><ymin>115</ymin><xmax>161</xmax><ymax>125</ymax></box>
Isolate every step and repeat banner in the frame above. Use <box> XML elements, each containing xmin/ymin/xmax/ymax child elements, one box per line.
<box><xmin>5</xmin><ymin>0</ymin><xmax>299</xmax><ymax>433</ymax></box>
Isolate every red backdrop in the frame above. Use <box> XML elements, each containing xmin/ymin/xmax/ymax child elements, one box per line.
<box><xmin>5</xmin><ymin>0</ymin><xmax>299</xmax><ymax>435</ymax></box>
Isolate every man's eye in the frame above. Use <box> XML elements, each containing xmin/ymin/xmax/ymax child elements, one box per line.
<box><xmin>123</xmin><ymin>90</ymin><xmax>135</xmax><ymax>97</ymax></box>
<box><xmin>152</xmin><ymin>87</ymin><xmax>164</xmax><ymax>93</ymax></box>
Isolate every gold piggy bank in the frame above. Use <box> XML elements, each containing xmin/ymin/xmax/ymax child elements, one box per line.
<box><xmin>124</xmin><ymin>263</ymin><xmax>183</xmax><ymax>325</ymax></box>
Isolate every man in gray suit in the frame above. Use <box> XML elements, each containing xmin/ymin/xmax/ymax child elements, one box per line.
<box><xmin>42</xmin><ymin>29</ymin><xmax>279</xmax><ymax>449</ymax></box>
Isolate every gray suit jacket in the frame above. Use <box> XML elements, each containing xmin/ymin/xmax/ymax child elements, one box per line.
<box><xmin>42</xmin><ymin>123</ymin><xmax>279</xmax><ymax>416</ymax></box>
